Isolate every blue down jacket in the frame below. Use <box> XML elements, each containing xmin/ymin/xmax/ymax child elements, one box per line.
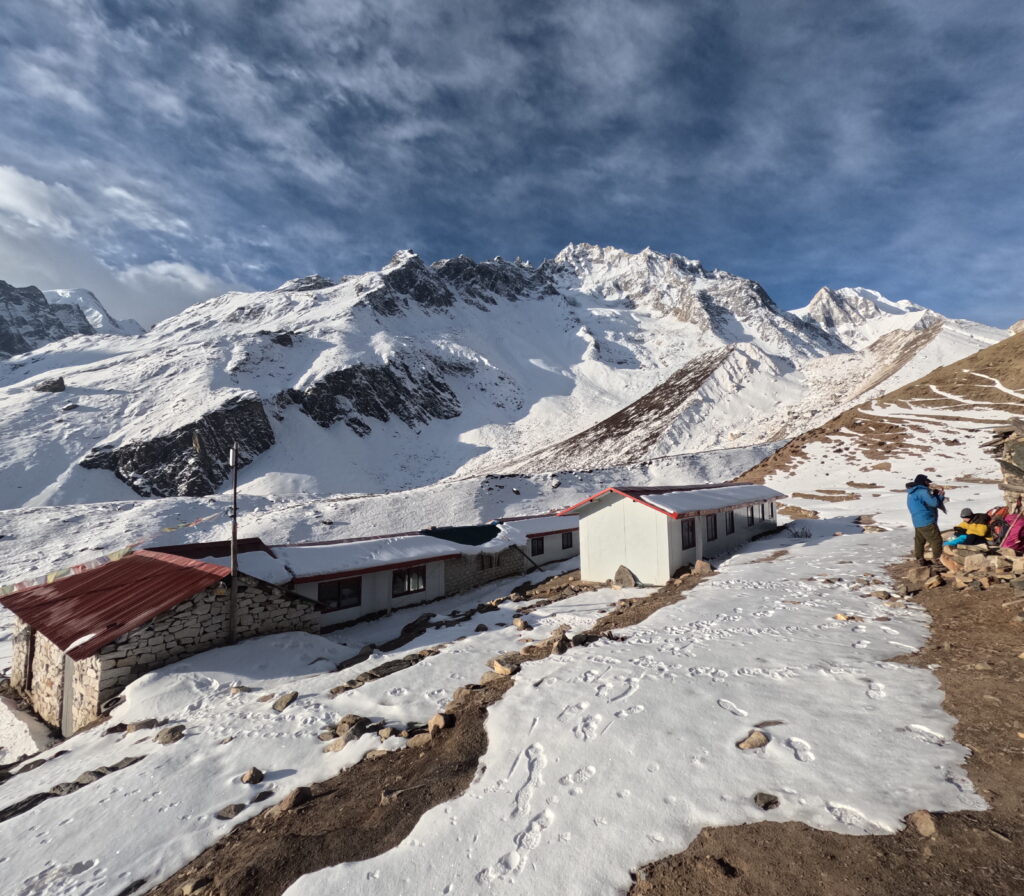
<box><xmin>906</xmin><ymin>483</ymin><xmax>943</xmax><ymax>527</ymax></box>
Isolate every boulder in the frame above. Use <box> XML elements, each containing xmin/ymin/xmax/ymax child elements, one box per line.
<box><xmin>513</xmin><ymin>617</ymin><xmax>533</xmax><ymax>631</ymax></box>
<box><xmin>428</xmin><ymin>713</ymin><xmax>453</xmax><ymax>735</ymax></box>
<box><xmin>214</xmin><ymin>803</ymin><xmax>246</xmax><ymax>820</ymax></box>
<box><xmin>33</xmin><ymin>377</ymin><xmax>65</xmax><ymax>393</ymax></box>
<box><xmin>155</xmin><ymin>725</ymin><xmax>186</xmax><ymax>745</ymax></box>
<box><xmin>736</xmin><ymin>730</ymin><xmax>770</xmax><ymax>750</ymax></box>
<box><xmin>613</xmin><ymin>565</ymin><xmax>639</xmax><ymax>587</ymax></box>
<box><xmin>407</xmin><ymin>732</ymin><xmax>432</xmax><ymax>749</ymax></box>
<box><xmin>240</xmin><ymin>767</ymin><xmax>264</xmax><ymax>785</ymax></box>
<box><xmin>271</xmin><ymin>691</ymin><xmax>298</xmax><ymax>712</ymax></box>
<box><xmin>963</xmin><ymin>554</ymin><xmax>988</xmax><ymax>573</ymax></box>
<box><xmin>274</xmin><ymin>786</ymin><xmax>312</xmax><ymax>813</ymax></box>
<box><xmin>905</xmin><ymin>809</ymin><xmax>937</xmax><ymax>838</ymax></box>
<box><xmin>694</xmin><ymin>559</ymin><xmax>713</xmax><ymax>576</ymax></box>
<box><xmin>754</xmin><ymin>792</ymin><xmax>780</xmax><ymax>811</ymax></box>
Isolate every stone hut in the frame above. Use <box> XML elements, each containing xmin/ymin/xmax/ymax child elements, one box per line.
<box><xmin>985</xmin><ymin>418</ymin><xmax>1024</xmax><ymax>512</ymax></box>
<box><xmin>2</xmin><ymin>549</ymin><xmax>319</xmax><ymax>736</ymax></box>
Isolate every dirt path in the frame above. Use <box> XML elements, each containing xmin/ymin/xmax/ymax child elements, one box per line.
<box><xmin>148</xmin><ymin>572</ymin><xmax>710</xmax><ymax>896</ymax></box>
<box><xmin>628</xmin><ymin>564</ymin><xmax>1024</xmax><ymax>896</ymax></box>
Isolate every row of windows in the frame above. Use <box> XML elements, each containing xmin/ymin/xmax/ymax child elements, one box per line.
<box><xmin>317</xmin><ymin>564</ymin><xmax>429</xmax><ymax>611</ymax></box>
<box><xmin>316</xmin><ymin>531</ymin><xmax>579</xmax><ymax>611</ymax></box>
<box><xmin>531</xmin><ymin>531</ymin><xmax>574</xmax><ymax>556</ymax></box>
<box><xmin>680</xmin><ymin>504</ymin><xmax>774</xmax><ymax>549</ymax></box>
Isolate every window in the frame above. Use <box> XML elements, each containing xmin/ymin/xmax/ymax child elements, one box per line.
<box><xmin>531</xmin><ymin>536</ymin><xmax>544</xmax><ymax>557</ymax></box>
<box><xmin>561</xmin><ymin>531</ymin><xmax>573</xmax><ymax>550</ymax></box>
<box><xmin>725</xmin><ymin>510</ymin><xmax>735</xmax><ymax>535</ymax></box>
<box><xmin>746</xmin><ymin>505</ymin><xmax>755</xmax><ymax>526</ymax></box>
<box><xmin>706</xmin><ymin>514</ymin><xmax>718</xmax><ymax>541</ymax></box>
<box><xmin>681</xmin><ymin>518</ymin><xmax>696</xmax><ymax>549</ymax></box>
<box><xmin>759</xmin><ymin>503</ymin><xmax>766</xmax><ymax>520</ymax></box>
<box><xmin>318</xmin><ymin>576</ymin><xmax>361</xmax><ymax>611</ymax></box>
<box><xmin>392</xmin><ymin>565</ymin><xmax>427</xmax><ymax>597</ymax></box>
<box><xmin>769</xmin><ymin>502</ymin><xmax>775</xmax><ymax>518</ymax></box>
<box><xmin>478</xmin><ymin>553</ymin><xmax>496</xmax><ymax>571</ymax></box>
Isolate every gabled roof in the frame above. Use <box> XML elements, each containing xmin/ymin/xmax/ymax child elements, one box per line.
<box><xmin>0</xmin><ymin>550</ymin><xmax>232</xmax><ymax>660</ymax></box>
<box><xmin>558</xmin><ymin>484</ymin><xmax>786</xmax><ymax>519</ymax></box>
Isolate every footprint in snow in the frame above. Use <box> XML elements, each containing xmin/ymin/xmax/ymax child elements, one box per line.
<box><xmin>852</xmin><ymin>640</ymin><xmax>871</xmax><ymax>649</ymax></box>
<box><xmin>902</xmin><ymin>724</ymin><xmax>946</xmax><ymax>745</ymax></box>
<box><xmin>785</xmin><ymin>737</ymin><xmax>815</xmax><ymax>762</ymax></box>
<box><xmin>827</xmin><ymin>802</ymin><xmax>891</xmax><ymax>834</ymax></box>
<box><xmin>866</xmin><ymin>681</ymin><xmax>886</xmax><ymax>700</ymax></box>
<box><xmin>716</xmin><ymin>698</ymin><xmax>748</xmax><ymax>717</ymax></box>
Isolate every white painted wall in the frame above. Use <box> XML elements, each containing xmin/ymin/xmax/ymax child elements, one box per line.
<box><xmin>581</xmin><ymin>498</ymin><xmax>779</xmax><ymax>585</ymax></box>
<box><xmin>526</xmin><ymin>531</ymin><xmax>580</xmax><ymax>567</ymax></box>
<box><xmin>294</xmin><ymin>560</ymin><xmax>447</xmax><ymax>626</ymax></box>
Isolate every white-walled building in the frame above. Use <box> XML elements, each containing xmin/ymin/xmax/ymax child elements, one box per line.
<box><xmin>275</xmin><ymin>515</ymin><xmax>579</xmax><ymax>627</ymax></box>
<box><xmin>560</xmin><ymin>484</ymin><xmax>785</xmax><ymax>585</ymax></box>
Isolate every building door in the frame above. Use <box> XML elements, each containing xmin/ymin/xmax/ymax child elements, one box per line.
<box><xmin>61</xmin><ymin>655</ymin><xmax>75</xmax><ymax>737</ymax></box>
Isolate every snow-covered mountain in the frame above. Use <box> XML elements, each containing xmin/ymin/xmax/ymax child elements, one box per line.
<box><xmin>791</xmin><ymin>286</ymin><xmax>1004</xmax><ymax>352</ymax></box>
<box><xmin>0</xmin><ymin>281</ymin><xmax>95</xmax><ymax>358</ymax></box>
<box><xmin>0</xmin><ymin>246</ymin><xmax>1008</xmax><ymax>509</ymax></box>
<box><xmin>43</xmin><ymin>288</ymin><xmax>145</xmax><ymax>336</ymax></box>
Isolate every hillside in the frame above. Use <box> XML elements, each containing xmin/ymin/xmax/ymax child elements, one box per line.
<box><xmin>0</xmin><ymin>246</ymin><xmax>1006</xmax><ymax>508</ymax></box>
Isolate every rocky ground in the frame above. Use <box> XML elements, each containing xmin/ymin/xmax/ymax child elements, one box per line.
<box><xmin>627</xmin><ymin>560</ymin><xmax>1024</xmax><ymax>896</ymax></box>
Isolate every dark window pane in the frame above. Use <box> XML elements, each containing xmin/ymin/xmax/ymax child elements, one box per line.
<box><xmin>561</xmin><ymin>531</ymin><xmax>573</xmax><ymax>549</ymax></box>
<box><xmin>725</xmin><ymin>510</ymin><xmax>735</xmax><ymax>535</ymax></box>
<box><xmin>318</xmin><ymin>576</ymin><xmax>361</xmax><ymax>611</ymax></box>
<box><xmin>681</xmin><ymin>518</ymin><xmax>696</xmax><ymax>549</ymax></box>
<box><xmin>531</xmin><ymin>537</ymin><xmax>544</xmax><ymax>557</ymax></box>
<box><xmin>393</xmin><ymin>565</ymin><xmax>427</xmax><ymax>597</ymax></box>
<box><xmin>706</xmin><ymin>514</ymin><xmax>718</xmax><ymax>541</ymax></box>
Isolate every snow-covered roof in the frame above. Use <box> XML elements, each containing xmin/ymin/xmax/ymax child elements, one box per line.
<box><xmin>273</xmin><ymin>535</ymin><xmax>465</xmax><ymax>583</ymax></box>
<box><xmin>193</xmin><ymin>552</ymin><xmax>292</xmax><ymax>587</ymax></box>
<box><xmin>559</xmin><ymin>484</ymin><xmax>785</xmax><ymax>519</ymax></box>
<box><xmin>273</xmin><ymin>514</ymin><xmax>575</xmax><ymax>582</ymax></box>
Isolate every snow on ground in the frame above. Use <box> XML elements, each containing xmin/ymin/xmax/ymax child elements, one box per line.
<box><xmin>284</xmin><ymin>523</ymin><xmax>984</xmax><ymax>895</ymax></box>
<box><xmin>0</xmin><ymin>561</ymin><xmax>641</xmax><ymax>895</ymax></box>
<box><xmin>0</xmin><ymin>697</ymin><xmax>55</xmax><ymax>763</ymax></box>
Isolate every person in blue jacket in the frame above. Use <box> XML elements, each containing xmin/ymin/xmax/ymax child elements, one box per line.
<box><xmin>906</xmin><ymin>473</ymin><xmax>946</xmax><ymax>565</ymax></box>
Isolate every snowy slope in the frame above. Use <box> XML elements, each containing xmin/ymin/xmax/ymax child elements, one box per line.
<box><xmin>43</xmin><ymin>288</ymin><xmax>145</xmax><ymax>336</ymax></box>
<box><xmin>0</xmin><ymin>247</ymin><xmax>1008</xmax><ymax>510</ymax></box>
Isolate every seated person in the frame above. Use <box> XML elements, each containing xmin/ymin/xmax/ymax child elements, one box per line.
<box><xmin>943</xmin><ymin>508</ymin><xmax>975</xmax><ymax>546</ymax></box>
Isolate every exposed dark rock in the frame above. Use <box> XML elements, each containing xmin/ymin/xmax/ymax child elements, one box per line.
<box><xmin>32</xmin><ymin>376</ymin><xmax>66</xmax><ymax>393</ymax></box>
<box><xmin>0</xmin><ymin>280</ymin><xmax>94</xmax><ymax>358</ymax></box>
<box><xmin>285</xmin><ymin>354</ymin><xmax>470</xmax><ymax>433</ymax></box>
<box><xmin>80</xmin><ymin>393</ymin><xmax>274</xmax><ymax>497</ymax></box>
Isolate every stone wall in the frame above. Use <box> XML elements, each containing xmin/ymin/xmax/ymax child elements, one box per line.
<box><xmin>93</xmin><ymin>576</ymin><xmax>320</xmax><ymax>716</ymax></box>
<box><xmin>10</xmin><ymin>627</ymin><xmax>68</xmax><ymax>730</ymax></box>
<box><xmin>443</xmin><ymin>547</ymin><xmax>528</xmax><ymax>595</ymax></box>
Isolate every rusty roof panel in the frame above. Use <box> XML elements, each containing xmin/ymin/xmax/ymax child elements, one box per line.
<box><xmin>0</xmin><ymin>550</ymin><xmax>230</xmax><ymax>660</ymax></box>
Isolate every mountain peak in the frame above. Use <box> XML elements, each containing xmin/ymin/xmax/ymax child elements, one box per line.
<box><xmin>275</xmin><ymin>274</ymin><xmax>337</xmax><ymax>292</ymax></box>
<box><xmin>796</xmin><ymin>287</ymin><xmax>939</xmax><ymax>350</ymax></box>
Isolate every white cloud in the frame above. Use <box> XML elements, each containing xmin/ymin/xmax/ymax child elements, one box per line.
<box><xmin>0</xmin><ymin>166</ymin><xmax>78</xmax><ymax>237</ymax></box>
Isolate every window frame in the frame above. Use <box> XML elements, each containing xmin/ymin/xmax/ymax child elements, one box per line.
<box><xmin>392</xmin><ymin>565</ymin><xmax>427</xmax><ymax>598</ymax></box>
<box><xmin>746</xmin><ymin>505</ymin><xmax>755</xmax><ymax>526</ymax></box>
<box><xmin>759</xmin><ymin>503</ymin><xmax>766</xmax><ymax>520</ymax></box>
<box><xmin>705</xmin><ymin>513</ymin><xmax>718</xmax><ymax>542</ymax></box>
<box><xmin>681</xmin><ymin>517</ymin><xmax>696</xmax><ymax>550</ymax></box>
<box><xmin>725</xmin><ymin>509</ymin><xmax>735</xmax><ymax>535</ymax></box>
<box><xmin>530</xmin><ymin>536</ymin><xmax>544</xmax><ymax>557</ymax></box>
<box><xmin>317</xmin><ymin>576</ymin><xmax>362</xmax><ymax>612</ymax></box>
<box><xmin>561</xmin><ymin>531</ymin><xmax>573</xmax><ymax>550</ymax></box>
<box><xmin>478</xmin><ymin>553</ymin><xmax>496</xmax><ymax>571</ymax></box>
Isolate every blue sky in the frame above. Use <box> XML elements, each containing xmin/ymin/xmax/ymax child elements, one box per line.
<box><xmin>0</xmin><ymin>0</ymin><xmax>1021</xmax><ymax>327</ymax></box>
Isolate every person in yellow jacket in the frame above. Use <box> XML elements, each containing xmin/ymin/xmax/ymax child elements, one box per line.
<box><xmin>944</xmin><ymin>507</ymin><xmax>990</xmax><ymax>546</ymax></box>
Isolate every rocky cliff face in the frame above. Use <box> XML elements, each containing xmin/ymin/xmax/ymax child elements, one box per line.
<box><xmin>80</xmin><ymin>394</ymin><xmax>275</xmax><ymax>497</ymax></box>
<box><xmin>0</xmin><ymin>281</ymin><xmax>94</xmax><ymax>358</ymax></box>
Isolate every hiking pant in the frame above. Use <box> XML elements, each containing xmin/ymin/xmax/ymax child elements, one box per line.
<box><xmin>913</xmin><ymin>524</ymin><xmax>943</xmax><ymax>561</ymax></box>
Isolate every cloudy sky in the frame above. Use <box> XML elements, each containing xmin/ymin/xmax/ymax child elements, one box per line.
<box><xmin>1</xmin><ymin>0</ymin><xmax>1021</xmax><ymax>327</ymax></box>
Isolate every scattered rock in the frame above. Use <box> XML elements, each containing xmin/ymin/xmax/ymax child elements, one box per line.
<box><xmin>318</xmin><ymin>731</ymin><xmax>337</xmax><ymax>741</ymax></box>
<box><xmin>33</xmin><ymin>376</ymin><xmax>65</xmax><ymax>393</ymax></box>
<box><xmin>378</xmin><ymin>726</ymin><xmax>397</xmax><ymax>741</ymax></box>
<box><xmin>407</xmin><ymin>732</ymin><xmax>432</xmax><ymax>749</ymax></box>
<box><xmin>489</xmin><ymin>656</ymin><xmax>520</xmax><ymax>676</ymax></box>
<box><xmin>214</xmin><ymin>803</ymin><xmax>246</xmax><ymax>820</ymax></box>
<box><xmin>478</xmin><ymin>669</ymin><xmax>506</xmax><ymax>685</ymax></box>
<box><xmin>694</xmin><ymin>559</ymin><xmax>713</xmax><ymax>576</ymax></box>
<box><xmin>364</xmin><ymin>749</ymin><xmax>389</xmax><ymax>760</ymax></box>
<box><xmin>250</xmin><ymin>790</ymin><xmax>274</xmax><ymax>803</ymax></box>
<box><xmin>513</xmin><ymin>616</ymin><xmax>533</xmax><ymax>631</ymax></box>
<box><xmin>428</xmin><ymin>713</ymin><xmax>453</xmax><ymax>735</ymax></box>
<box><xmin>125</xmin><ymin>718</ymin><xmax>159</xmax><ymax>733</ymax></box>
<box><xmin>871</xmin><ymin>590</ymin><xmax>893</xmax><ymax>600</ymax></box>
<box><xmin>906</xmin><ymin>809</ymin><xmax>937</xmax><ymax>838</ymax></box>
<box><xmin>474</xmin><ymin>623</ymin><xmax>488</xmax><ymax>632</ymax></box>
<box><xmin>229</xmin><ymin>685</ymin><xmax>256</xmax><ymax>695</ymax></box>
<box><xmin>155</xmin><ymin>725</ymin><xmax>186</xmax><ymax>745</ymax></box>
<box><xmin>274</xmin><ymin>786</ymin><xmax>312</xmax><ymax>813</ymax></box>
<box><xmin>925</xmin><ymin>574</ymin><xmax>945</xmax><ymax>589</ymax></box>
<box><xmin>181</xmin><ymin>877</ymin><xmax>214</xmax><ymax>895</ymax></box>
<box><xmin>218</xmin><ymin>737</ymin><xmax>234</xmax><ymax>745</ymax></box>
<box><xmin>754</xmin><ymin>792</ymin><xmax>780</xmax><ymax>811</ymax></box>
<box><xmin>240</xmin><ymin>767</ymin><xmax>264</xmax><ymax>785</ymax></box>
<box><xmin>736</xmin><ymin>730</ymin><xmax>770</xmax><ymax>750</ymax></box>
<box><xmin>272</xmin><ymin>691</ymin><xmax>298</xmax><ymax>712</ymax></box>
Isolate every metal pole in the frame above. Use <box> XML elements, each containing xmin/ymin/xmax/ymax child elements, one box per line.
<box><xmin>228</xmin><ymin>441</ymin><xmax>238</xmax><ymax>644</ymax></box>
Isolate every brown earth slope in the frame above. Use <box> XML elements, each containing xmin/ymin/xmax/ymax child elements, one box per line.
<box><xmin>740</xmin><ymin>331</ymin><xmax>1024</xmax><ymax>484</ymax></box>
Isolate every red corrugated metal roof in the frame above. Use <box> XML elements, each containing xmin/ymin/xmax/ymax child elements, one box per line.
<box><xmin>0</xmin><ymin>550</ymin><xmax>231</xmax><ymax>660</ymax></box>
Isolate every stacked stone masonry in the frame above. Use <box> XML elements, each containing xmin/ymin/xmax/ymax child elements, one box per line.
<box><xmin>443</xmin><ymin>547</ymin><xmax>528</xmax><ymax>596</ymax></box>
<box><xmin>10</xmin><ymin>574</ymin><xmax>319</xmax><ymax>735</ymax></box>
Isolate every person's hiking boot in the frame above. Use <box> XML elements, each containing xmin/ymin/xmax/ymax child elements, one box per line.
<box><xmin>916</xmin><ymin>558</ymin><xmax>932</xmax><ymax>567</ymax></box>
